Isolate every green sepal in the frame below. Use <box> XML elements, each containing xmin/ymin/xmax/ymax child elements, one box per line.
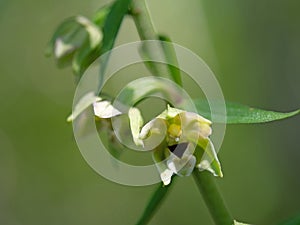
<box><xmin>195</xmin><ymin>138</ymin><xmax>223</xmax><ymax>177</ymax></box>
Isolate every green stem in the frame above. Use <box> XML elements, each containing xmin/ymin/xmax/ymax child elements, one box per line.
<box><xmin>130</xmin><ymin>0</ymin><xmax>182</xmax><ymax>86</ymax></box>
<box><xmin>193</xmin><ymin>170</ymin><xmax>233</xmax><ymax>225</ymax></box>
<box><xmin>130</xmin><ymin>0</ymin><xmax>157</xmax><ymax>41</ymax></box>
<box><xmin>130</xmin><ymin>1</ymin><xmax>232</xmax><ymax>225</ymax></box>
<box><xmin>135</xmin><ymin>182</ymin><xmax>174</xmax><ymax>225</ymax></box>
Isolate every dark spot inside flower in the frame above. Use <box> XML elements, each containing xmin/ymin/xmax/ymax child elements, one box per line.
<box><xmin>168</xmin><ymin>142</ymin><xmax>189</xmax><ymax>158</ymax></box>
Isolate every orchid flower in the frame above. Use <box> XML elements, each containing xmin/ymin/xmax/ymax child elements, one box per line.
<box><xmin>131</xmin><ymin>105</ymin><xmax>223</xmax><ymax>185</ymax></box>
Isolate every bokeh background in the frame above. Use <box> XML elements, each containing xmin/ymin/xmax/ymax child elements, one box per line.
<box><xmin>1</xmin><ymin>0</ymin><xmax>300</xmax><ymax>224</ymax></box>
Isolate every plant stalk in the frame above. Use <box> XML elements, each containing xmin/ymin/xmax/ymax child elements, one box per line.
<box><xmin>135</xmin><ymin>182</ymin><xmax>174</xmax><ymax>225</ymax></box>
<box><xmin>193</xmin><ymin>170</ymin><xmax>233</xmax><ymax>225</ymax></box>
<box><xmin>130</xmin><ymin>0</ymin><xmax>176</xmax><ymax>82</ymax></box>
<box><xmin>129</xmin><ymin>2</ymin><xmax>233</xmax><ymax>225</ymax></box>
<box><xmin>130</xmin><ymin>0</ymin><xmax>157</xmax><ymax>41</ymax></box>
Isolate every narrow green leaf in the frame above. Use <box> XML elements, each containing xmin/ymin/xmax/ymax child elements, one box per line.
<box><xmin>158</xmin><ymin>34</ymin><xmax>183</xmax><ymax>86</ymax></box>
<box><xmin>101</xmin><ymin>0</ymin><xmax>132</xmax><ymax>54</ymax></box>
<box><xmin>137</xmin><ymin>43</ymin><xmax>160</xmax><ymax>77</ymax></box>
<box><xmin>135</xmin><ymin>180</ymin><xmax>175</xmax><ymax>225</ymax></box>
<box><xmin>97</xmin><ymin>0</ymin><xmax>132</xmax><ymax>89</ymax></box>
<box><xmin>194</xmin><ymin>99</ymin><xmax>300</xmax><ymax>124</ymax></box>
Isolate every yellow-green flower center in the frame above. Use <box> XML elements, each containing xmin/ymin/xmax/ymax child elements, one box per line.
<box><xmin>167</xmin><ymin>123</ymin><xmax>182</xmax><ymax>139</ymax></box>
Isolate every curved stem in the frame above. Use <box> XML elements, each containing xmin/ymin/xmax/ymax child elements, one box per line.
<box><xmin>129</xmin><ymin>2</ymin><xmax>233</xmax><ymax>225</ymax></box>
<box><xmin>129</xmin><ymin>1</ymin><xmax>233</xmax><ymax>225</ymax></box>
<box><xmin>193</xmin><ymin>170</ymin><xmax>233</xmax><ymax>225</ymax></box>
<box><xmin>129</xmin><ymin>0</ymin><xmax>182</xmax><ymax>86</ymax></box>
<box><xmin>129</xmin><ymin>0</ymin><xmax>157</xmax><ymax>41</ymax></box>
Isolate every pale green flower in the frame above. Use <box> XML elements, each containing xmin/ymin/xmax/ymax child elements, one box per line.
<box><xmin>93</xmin><ymin>100</ymin><xmax>122</xmax><ymax>118</ymax></box>
<box><xmin>69</xmin><ymin>94</ymin><xmax>222</xmax><ymax>186</ymax></box>
<box><xmin>46</xmin><ymin>15</ymin><xmax>103</xmax><ymax>75</ymax></box>
<box><xmin>67</xmin><ymin>92</ymin><xmax>124</xmax><ymax>140</ymax></box>
<box><xmin>67</xmin><ymin>92</ymin><xmax>121</xmax><ymax>122</ymax></box>
<box><xmin>134</xmin><ymin>105</ymin><xmax>223</xmax><ymax>185</ymax></box>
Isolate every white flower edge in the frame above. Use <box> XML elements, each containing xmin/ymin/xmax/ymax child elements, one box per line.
<box><xmin>67</xmin><ymin>92</ymin><xmax>101</xmax><ymax>122</ymax></box>
<box><xmin>128</xmin><ymin>107</ymin><xmax>144</xmax><ymax>146</ymax></box>
<box><xmin>93</xmin><ymin>100</ymin><xmax>122</xmax><ymax>118</ymax></box>
<box><xmin>154</xmin><ymin>150</ymin><xmax>196</xmax><ymax>186</ymax></box>
<box><xmin>196</xmin><ymin>139</ymin><xmax>223</xmax><ymax>177</ymax></box>
<box><xmin>67</xmin><ymin>92</ymin><xmax>123</xmax><ymax>122</ymax></box>
<box><xmin>76</xmin><ymin>16</ymin><xmax>103</xmax><ymax>49</ymax></box>
<box><xmin>160</xmin><ymin>168</ymin><xmax>173</xmax><ymax>186</ymax></box>
<box><xmin>54</xmin><ymin>38</ymin><xmax>76</xmax><ymax>59</ymax></box>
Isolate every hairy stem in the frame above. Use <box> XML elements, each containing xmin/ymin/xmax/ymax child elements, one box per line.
<box><xmin>193</xmin><ymin>170</ymin><xmax>233</xmax><ymax>225</ymax></box>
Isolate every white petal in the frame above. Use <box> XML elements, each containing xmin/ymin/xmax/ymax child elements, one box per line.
<box><xmin>128</xmin><ymin>107</ymin><xmax>144</xmax><ymax>146</ymax></box>
<box><xmin>76</xmin><ymin>16</ymin><xmax>102</xmax><ymax>49</ymax></box>
<box><xmin>167</xmin><ymin>157</ymin><xmax>180</xmax><ymax>174</ymax></box>
<box><xmin>160</xmin><ymin>169</ymin><xmax>173</xmax><ymax>186</ymax></box>
<box><xmin>167</xmin><ymin>154</ymin><xmax>196</xmax><ymax>176</ymax></box>
<box><xmin>139</xmin><ymin>119</ymin><xmax>163</xmax><ymax>139</ymax></box>
<box><xmin>157</xmin><ymin>105</ymin><xmax>183</xmax><ymax>120</ymax></box>
<box><xmin>54</xmin><ymin>38</ymin><xmax>75</xmax><ymax>58</ymax></box>
<box><xmin>180</xmin><ymin>111</ymin><xmax>212</xmax><ymax>139</ymax></box>
<box><xmin>178</xmin><ymin>155</ymin><xmax>196</xmax><ymax>176</ymax></box>
<box><xmin>93</xmin><ymin>101</ymin><xmax>122</xmax><ymax>118</ymax></box>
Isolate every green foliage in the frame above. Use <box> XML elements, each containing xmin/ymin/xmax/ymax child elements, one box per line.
<box><xmin>278</xmin><ymin>214</ymin><xmax>300</xmax><ymax>225</ymax></box>
<box><xmin>101</xmin><ymin>0</ymin><xmax>132</xmax><ymax>54</ymax></box>
<box><xmin>194</xmin><ymin>100</ymin><xmax>300</xmax><ymax>124</ymax></box>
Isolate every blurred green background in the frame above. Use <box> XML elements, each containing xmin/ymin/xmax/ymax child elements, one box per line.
<box><xmin>1</xmin><ymin>0</ymin><xmax>300</xmax><ymax>224</ymax></box>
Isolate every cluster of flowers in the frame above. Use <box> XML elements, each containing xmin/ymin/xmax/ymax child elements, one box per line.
<box><xmin>69</xmin><ymin>93</ymin><xmax>222</xmax><ymax>185</ymax></box>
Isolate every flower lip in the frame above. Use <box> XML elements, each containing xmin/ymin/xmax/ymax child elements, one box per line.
<box><xmin>168</xmin><ymin>142</ymin><xmax>189</xmax><ymax>158</ymax></box>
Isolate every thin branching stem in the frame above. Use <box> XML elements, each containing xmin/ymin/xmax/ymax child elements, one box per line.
<box><xmin>130</xmin><ymin>1</ymin><xmax>233</xmax><ymax>225</ymax></box>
